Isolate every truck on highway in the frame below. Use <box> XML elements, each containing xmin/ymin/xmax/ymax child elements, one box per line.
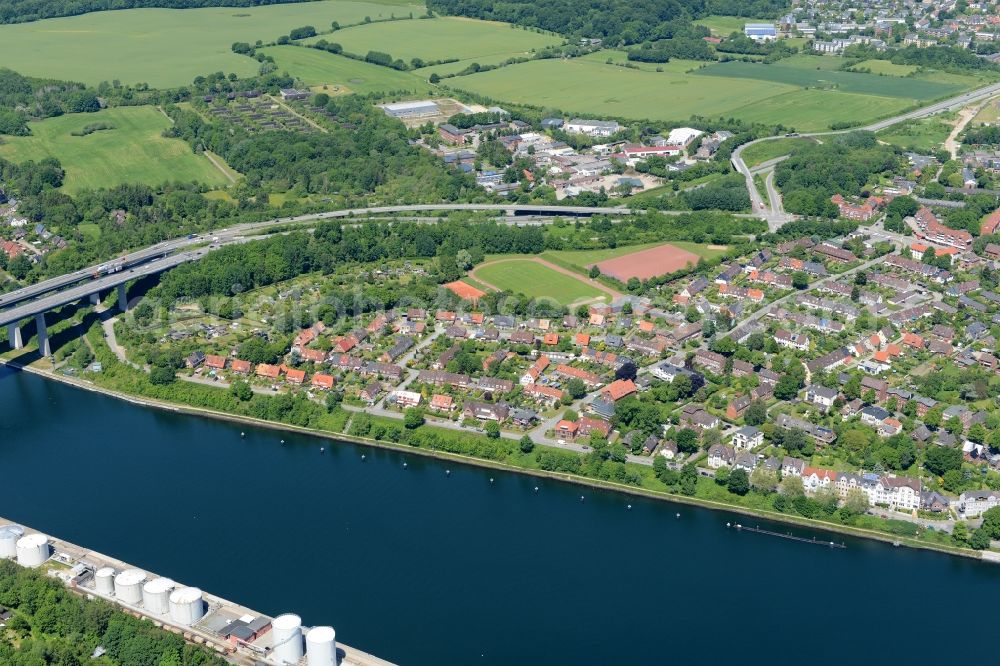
<box><xmin>92</xmin><ymin>261</ymin><xmax>124</xmax><ymax>279</ymax></box>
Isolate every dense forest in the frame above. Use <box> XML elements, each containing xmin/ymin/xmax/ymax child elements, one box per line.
<box><xmin>0</xmin><ymin>0</ymin><xmax>309</xmax><ymax>23</ymax></box>
<box><xmin>0</xmin><ymin>560</ymin><xmax>226</xmax><ymax>666</ymax></box>
<box><xmin>0</xmin><ymin>68</ymin><xmax>102</xmax><ymax>135</ymax></box>
<box><xmin>426</xmin><ymin>0</ymin><xmax>787</xmax><ymax>45</ymax></box>
<box><xmin>773</xmin><ymin>132</ymin><xmax>901</xmax><ymax>218</ymax></box>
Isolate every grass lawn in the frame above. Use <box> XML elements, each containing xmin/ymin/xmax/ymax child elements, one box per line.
<box><xmin>0</xmin><ymin>106</ymin><xmax>232</xmax><ymax>193</ymax></box>
<box><xmin>849</xmin><ymin>59</ymin><xmax>919</xmax><ymax>76</ymax></box>
<box><xmin>740</xmin><ymin>137</ymin><xmax>814</xmax><ymax>167</ymax></box>
<box><xmin>0</xmin><ymin>0</ymin><xmax>424</xmax><ymax>87</ymax></box>
<box><xmin>877</xmin><ymin>115</ymin><xmax>954</xmax><ymax>152</ymax></box>
<box><xmin>260</xmin><ymin>45</ymin><xmax>426</xmax><ymax>93</ymax></box>
<box><xmin>972</xmin><ymin>99</ymin><xmax>1000</xmax><ymax>126</ymax></box>
<box><xmin>474</xmin><ymin>259</ymin><xmax>607</xmax><ymax>304</ymax></box>
<box><xmin>306</xmin><ymin>17</ymin><xmax>560</xmax><ymax>64</ymax></box>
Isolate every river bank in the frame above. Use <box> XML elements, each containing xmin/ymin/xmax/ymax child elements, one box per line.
<box><xmin>1</xmin><ymin>356</ymin><xmax>989</xmax><ymax>565</ymax></box>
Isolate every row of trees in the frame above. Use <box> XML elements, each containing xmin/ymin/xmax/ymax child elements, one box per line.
<box><xmin>426</xmin><ymin>0</ymin><xmax>786</xmax><ymax>46</ymax></box>
<box><xmin>0</xmin><ymin>0</ymin><xmax>310</xmax><ymax>23</ymax></box>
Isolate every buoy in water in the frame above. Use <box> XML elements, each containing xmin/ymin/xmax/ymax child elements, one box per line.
<box><xmin>533</xmin><ymin>486</ymin><xmax>538</xmax><ymax>492</ymax></box>
<box><xmin>240</xmin><ymin>432</ymin><xmax>245</xmax><ymax>438</ymax></box>
<box><xmin>627</xmin><ymin>504</ymin><xmax>632</xmax><ymax>510</ymax></box>
<box><xmin>320</xmin><ymin>447</ymin><xmax>325</xmax><ymax>453</ymax></box>
<box><xmin>403</xmin><ymin>462</ymin><xmax>408</xmax><ymax>468</ymax></box>
<box><xmin>676</xmin><ymin>513</ymin><xmax>680</xmax><ymax>518</ymax></box>
<box><xmin>446</xmin><ymin>470</ymin><xmax>451</xmax><ymax>476</ymax></box>
<box><xmin>489</xmin><ymin>478</ymin><xmax>494</xmax><ymax>484</ymax></box>
<box><xmin>727</xmin><ymin>522</ymin><xmax>731</xmax><ymax>528</ymax></box>
<box><xmin>361</xmin><ymin>454</ymin><xmax>366</xmax><ymax>461</ymax></box>
<box><xmin>580</xmin><ymin>495</ymin><xmax>585</xmax><ymax>502</ymax></box>
<box><xmin>280</xmin><ymin>439</ymin><xmax>285</xmax><ymax>445</ymax></box>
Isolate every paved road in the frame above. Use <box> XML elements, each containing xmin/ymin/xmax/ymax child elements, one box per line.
<box><xmin>727</xmin><ymin>253</ymin><xmax>891</xmax><ymax>335</ymax></box>
<box><xmin>730</xmin><ymin>81</ymin><xmax>1000</xmax><ymax>229</ymax></box>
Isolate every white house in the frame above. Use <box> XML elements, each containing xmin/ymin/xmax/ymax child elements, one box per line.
<box><xmin>802</xmin><ymin>467</ymin><xmax>837</xmax><ymax>492</ymax></box>
<box><xmin>390</xmin><ymin>390</ymin><xmax>422</xmax><ymax>408</ymax></box>
<box><xmin>805</xmin><ymin>384</ymin><xmax>838</xmax><ymax>410</ymax></box>
<box><xmin>958</xmin><ymin>490</ymin><xmax>1000</xmax><ymax>517</ymax></box>
<box><xmin>731</xmin><ymin>426</ymin><xmax>764</xmax><ymax>451</ymax></box>
<box><xmin>707</xmin><ymin>443</ymin><xmax>735</xmax><ymax>469</ymax></box>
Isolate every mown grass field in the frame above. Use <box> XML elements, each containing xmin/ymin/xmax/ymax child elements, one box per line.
<box><xmin>307</xmin><ymin>17</ymin><xmax>560</xmax><ymax>65</ymax></box>
<box><xmin>693</xmin><ymin>14</ymin><xmax>755</xmax><ymax>37</ymax></box>
<box><xmin>740</xmin><ymin>137</ymin><xmax>814</xmax><ymax>167</ymax></box>
<box><xmin>0</xmin><ymin>106</ymin><xmax>232</xmax><ymax>193</ymax></box>
<box><xmin>473</xmin><ymin>259</ymin><xmax>607</xmax><ymax>304</ymax></box>
<box><xmin>260</xmin><ymin>45</ymin><xmax>426</xmax><ymax>93</ymax></box>
<box><xmin>876</xmin><ymin>115</ymin><xmax>954</xmax><ymax>152</ymax></box>
<box><xmin>849</xmin><ymin>59</ymin><xmax>919</xmax><ymax>76</ymax></box>
<box><xmin>0</xmin><ymin>0</ymin><xmax>424</xmax><ymax>87</ymax></box>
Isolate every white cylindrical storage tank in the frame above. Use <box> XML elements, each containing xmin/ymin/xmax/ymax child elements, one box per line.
<box><xmin>306</xmin><ymin>626</ymin><xmax>336</xmax><ymax>666</ymax></box>
<box><xmin>95</xmin><ymin>567</ymin><xmax>116</xmax><ymax>595</ymax></box>
<box><xmin>114</xmin><ymin>569</ymin><xmax>147</xmax><ymax>604</ymax></box>
<box><xmin>0</xmin><ymin>525</ymin><xmax>24</xmax><ymax>559</ymax></box>
<box><xmin>15</xmin><ymin>534</ymin><xmax>50</xmax><ymax>567</ymax></box>
<box><xmin>142</xmin><ymin>577</ymin><xmax>175</xmax><ymax>614</ymax></box>
<box><xmin>272</xmin><ymin>613</ymin><xmax>304</xmax><ymax>665</ymax></box>
<box><xmin>168</xmin><ymin>587</ymin><xmax>205</xmax><ymax>625</ymax></box>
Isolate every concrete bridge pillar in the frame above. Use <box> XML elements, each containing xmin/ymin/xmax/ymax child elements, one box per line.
<box><xmin>117</xmin><ymin>284</ymin><xmax>128</xmax><ymax>312</ymax></box>
<box><xmin>7</xmin><ymin>324</ymin><xmax>22</xmax><ymax>350</ymax></box>
<box><xmin>34</xmin><ymin>313</ymin><xmax>50</xmax><ymax>357</ymax></box>
<box><xmin>89</xmin><ymin>292</ymin><xmax>100</xmax><ymax>306</ymax></box>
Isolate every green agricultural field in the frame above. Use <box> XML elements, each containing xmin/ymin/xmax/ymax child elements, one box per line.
<box><xmin>474</xmin><ymin>259</ymin><xmax>607</xmax><ymax>304</ymax></box>
<box><xmin>778</xmin><ymin>54</ymin><xmax>848</xmax><ymax>70</ymax></box>
<box><xmin>452</xmin><ymin>57</ymin><xmax>798</xmax><ymax>124</ymax></box>
<box><xmin>726</xmin><ymin>88</ymin><xmax>913</xmax><ymax>130</ymax></box>
<box><xmin>0</xmin><ymin>1</ymin><xmax>424</xmax><ymax>87</ymax></box>
<box><xmin>695</xmin><ymin>61</ymin><xmax>961</xmax><ymax>99</ymax></box>
<box><xmin>0</xmin><ymin>106</ymin><xmax>233</xmax><ymax>193</ymax></box>
<box><xmin>877</xmin><ymin>115</ymin><xmax>954</xmax><ymax>152</ymax></box>
<box><xmin>306</xmin><ymin>17</ymin><xmax>560</xmax><ymax>65</ymax></box>
<box><xmin>452</xmin><ymin>55</ymin><xmax>944</xmax><ymax>130</ymax></box>
<box><xmin>849</xmin><ymin>59</ymin><xmax>919</xmax><ymax>76</ymax></box>
<box><xmin>260</xmin><ymin>45</ymin><xmax>425</xmax><ymax>93</ymax></box>
<box><xmin>740</xmin><ymin>137</ymin><xmax>814</xmax><ymax>167</ymax></box>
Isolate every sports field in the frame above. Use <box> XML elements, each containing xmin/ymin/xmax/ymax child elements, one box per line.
<box><xmin>473</xmin><ymin>259</ymin><xmax>607</xmax><ymax>304</ymax></box>
<box><xmin>306</xmin><ymin>17</ymin><xmax>560</xmax><ymax>65</ymax></box>
<box><xmin>0</xmin><ymin>0</ymin><xmax>424</xmax><ymax>87</ymax></box>
<box><xmin>260</xmin><ymin>46</ymin><xmax>425</xmax><ymax>93</ymax></box>
<box><xmin>592</xmin><ymin>244</ymin><xmax>702</xmax><ymax>281</ymax></box>
<box><xmin>451</xmin><ymin>53</ymin><xmax>961</xmax><ymax>130</ymax></box>
<box><xmin>444</xmin><ymin>280</ymin><xmax>486</xmax><ymax>300</ymax></box>
<box><xmin>0</xmin><ymin>106</ymin><xmax>232</xmax><ymax>193</ymax></box>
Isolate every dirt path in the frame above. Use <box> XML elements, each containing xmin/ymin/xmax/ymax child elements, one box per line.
<box><xmin>944</xmin><ymin>101</ymin><xmax>990</xmax><ymax>159</ymax></box>
<box><xmin>470</xmin><ymin>256</ymin><xmax>624</xmax><ymax>300</ymax></box>
<box><xmin>204</xmin><ymin>151</ymin><xmax>237</xmax><ymax>184</ymax></box>
<box><xmin>267</xmin><ymin>95</ymin><xmax>328</xmax><ymax>134</ymax></box>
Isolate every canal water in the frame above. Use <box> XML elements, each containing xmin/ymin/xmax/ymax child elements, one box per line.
<box><xmin>1</xmin><ymin>365</ymin><xmax>996</xmax><ymax>665</ymax></box>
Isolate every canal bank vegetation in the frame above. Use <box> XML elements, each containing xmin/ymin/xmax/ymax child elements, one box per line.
<box><xmin>0</xmin><ymin>559</ymin><xmax>226</xmax><ymax>666</ymax></box>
